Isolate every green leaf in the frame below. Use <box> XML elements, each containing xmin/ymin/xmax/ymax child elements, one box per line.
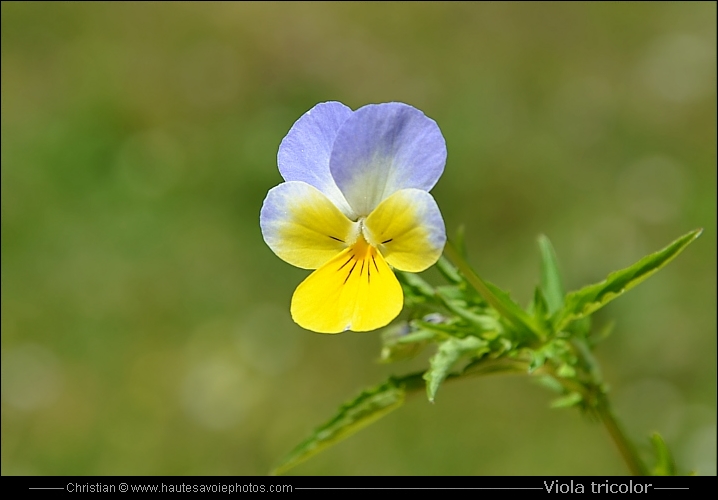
<box><xmin>528</xmin><ymin>348</ymin><xmax>546</xmax><ymax>372</ymax></box>
<box><xmin>271</xmin><ymin>379</ymin><xmax>406</xmax><ymax>475</ymax></box>
<box><xmin>380</xmin><ymin>324</ymin><xmax>437</xmax><ymax>363</ymax></box>
<box><xmin>530</xmin><ymin>286</ymin><xmax>549</xmax><ymax>325</ymax></box>
<box><xmin>435</xmin><ymin>289</ymin><xmax>499</xmax><ymax>332</ymax></box>
<box><xmin>571</xmin><ymin>338</ymin><xmax>603</xmax><ymax>383</ymax></box>
<box><xmin>435</xmin><ymin>255</ymin><xmax>463</xmax><ymax>284</ymax></box>
<box><xmin>410</xmin><ymin>318</ymin><xmax>460</xmax><ymax>336</ymax></box>
<box><xmin>454</xmin><ymin>224</ymin><xmax>468</xmax><ymax>259</ymax></box>
<box><xmin>552</xmin><ymin>228</ymin><xmax>702</xmax><ymax>331</ymax></box>
<box><xmin>551</xmin><ymin>392</ymin><xmax>583</xmax><ymax>408</ymax></box>
<box><xmin>435</xmin><ymin>285</ymin><xmax>467</xmax><ymax>302</ymax></box>
<box><xmin>394</xmin><ymin>329</ymin><xmax>439</xmax><ymax>344</ymax></box>
<box><xmin>485</xmin><ymin>280</ymin><xmax>545</xmax><ymax>338</ymax></box>
<box><xmin>556</xmin><ymin>363</ymin><xmax>576</xmax><ymax>379</ymax></box>
<box><xmin>396</xmin><ymin>271</ymin><xmax>435</xmax><ymax>299</ymax></box>
<box><xmin>566</xmin><ymin>315</ymin><xmax>592</xmax><ymax>337</ymax></box>
<box><xmin>534</xmin><ymin>374</ymin><xmax>564</xmax><ymax>393</ymax></box>
<box><xmin>538</xmin><ymin>234</ymin><xmax>565</xmax><ymax>316</ymax></box>
<box><xmin>590</xmin><ymin>320</ymin><xmax>615</xmax><ymax>345</ymax></box>
<box><xmin>444</xmin><ymin>240</ymin><xmax>545</xmax><ymax>338</ymax></box>
<box><xmin>650</xmin><ymin>433</ymin><xmax>677</xmax><ymax>476</ymax></box>
<box><xmin>424</xmin><ymin>336</ymin><xmax>486</xmax><ymax>402</ymax></box>
<box><xmin>462</xmin><ymin>357</ymin><xmax>528</xmax><ymax>377</ymax></box>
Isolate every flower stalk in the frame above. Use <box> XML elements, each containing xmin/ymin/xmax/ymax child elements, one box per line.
<box><xmin>271</xmin><ymin>228</ymin><xmax>700</xmax><ymax>475</ymax></box>
<box><xmin>596</xmin><ymin>395</ymin><xmax>649</xmax><ymax>476</ymax></box>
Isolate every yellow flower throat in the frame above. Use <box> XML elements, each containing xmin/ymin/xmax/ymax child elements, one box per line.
<box><xmin>337</xmin><ymin>236</ymin><xmax>380</xmax><ymax>285</ymax></box>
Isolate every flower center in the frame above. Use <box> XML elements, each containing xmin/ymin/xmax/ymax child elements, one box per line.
<box><xmin>356</xmin><ymin>216</ymin><xmax>378</xmax><ymax>248</ymax></box>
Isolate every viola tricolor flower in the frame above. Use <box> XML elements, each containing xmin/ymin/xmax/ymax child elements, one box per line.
<box><xmin>260</xmin><ymin>101</ymin><xmax>446</xmax><ymax>333</ymax></box>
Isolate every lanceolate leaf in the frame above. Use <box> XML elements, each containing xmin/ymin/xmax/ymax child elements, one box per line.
<box><xmin>650</xmin><ymin>432</ymin><xmax>677</xmax><ymax>476</ymax></box>
<box><xmin>444</xmin><ymin>241</ymin><xmax>544</xmax><ymax>338</ymax></box>
<box><xmin>550</xmin><ymin>392</ymin><xmax>583</xmax><ymax>409</ymax></box>
<box><xmin>435</xmin><ymin>255</ymin><xmax>463</xmax><ymax>284</ymax></box>
<box><xmin>272</xmin><ymin>378</ymin><xmax>407</xmax><ymax>475</ymax></box>
<box><xmin>530</xmin><ymin>286</ymin><xmax>549</xmax><ymax>326</ymax></box>
<box><xmin>396</xmin><ymin>271</ymin><xmax>435</xmax><ymax>299</ymax></box>
<box><xmin>380</xmin><ymin>325</ymin><xmax>437</xmax><ymax>363</ymax></box>
<box><xmin>424</xmin><ymin>336</ymin><xmax>486</xmax><ymax>402</ymax></box>
<box><xmin>538</xmin><ymin>234</ymin><xmax>565</xmax><ymax>316</ymax></box>
<box><xmin>552</xmin><ymin>228</ymin><xmax>702</xmax><ymax>331</ymax></box>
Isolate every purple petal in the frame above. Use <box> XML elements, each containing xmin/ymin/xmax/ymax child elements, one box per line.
<box><xmin>329</xmin><ymin>102</ymin><xmax>446</xmax><ymax>217</ymax></box>
<box><xmin>278</xmin><ymin>101</ymin><xmax>355</xmax><ymax>218</ymax></box>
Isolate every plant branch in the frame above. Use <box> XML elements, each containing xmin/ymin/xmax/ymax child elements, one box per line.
<box><xmin>596</xmin><ymin>395</ymin><xmax>649</xmax><ymax>476</ymax></box>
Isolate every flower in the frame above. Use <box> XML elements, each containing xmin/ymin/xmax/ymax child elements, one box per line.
<box><xmin>260</xmin><ymin>101</ymin><xmax>446</xmax><ymax>334</ymax></box>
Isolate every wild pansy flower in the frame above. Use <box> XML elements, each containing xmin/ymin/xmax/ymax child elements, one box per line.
<box><xmin>260</xmin><ymin>102</ymin><xmax>446</xmax><ymax>333</ymax></box>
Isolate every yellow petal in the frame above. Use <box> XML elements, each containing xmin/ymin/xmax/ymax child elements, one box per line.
<box><xmin>363</xmin><ymin>188</ymin><xmax>445</xmax><ymax>272</ymax></box>
<box><xmin>291</xmin><ymin>238</ymin><xmax>403</xmax><ymax>334</ymax></box>
<box><xmin>260</xmin><ymin>181</ymin><xmax>359</xmax><ymax>269</ymax></box>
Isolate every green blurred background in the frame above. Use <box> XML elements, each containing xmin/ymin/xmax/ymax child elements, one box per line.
<box><xmin>1</xmin><ymin>2</ymin><xmax>715</xmax><ymax>475</ymax></box>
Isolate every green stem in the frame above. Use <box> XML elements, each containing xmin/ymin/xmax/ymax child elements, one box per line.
<box><xmin>398</xmin><ymin>358</ymin><xmax>529</xmax><ymax>398</ymax></box>
<box><xmin>443</xmin><ymin>242</ymin><xmax>544</xmax><ymax>339</ymax></box>
<box><xmin>443</xmin><ymin>242</ymin><xmax>515</xmax><ymax>322</ymax></box>
<box><xmin>399</xmin><ymin>358</ymin><xmax>648</xmax><ymax>475</ymax></box>
<box><xmin>596</xmin><ymin>395</ymin><xmax>648</xmax><ymax>476</ymax></box>
<box><xmin>522</xmin><ymin>360</ymin><xmax>648</xmax><ymax>476</ymax></box>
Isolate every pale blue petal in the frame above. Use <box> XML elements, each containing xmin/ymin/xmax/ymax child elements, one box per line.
<box><xmin>329</xmin><ymin>102</ymin><xmax>446</xmax><ymax>217</ymax></box>
<box><xmin>278</xmin><ymin>101</ymin><xmax>356</xmax><ymax>218</ymax></box>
